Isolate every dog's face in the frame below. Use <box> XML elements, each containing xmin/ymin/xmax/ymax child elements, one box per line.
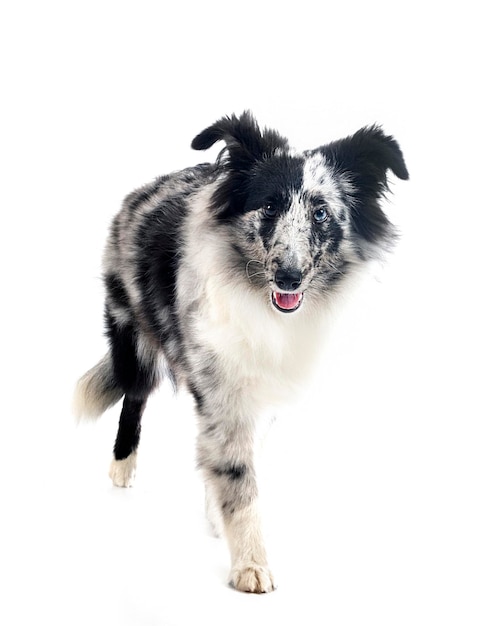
<box><xmin>235</xmin><ymin>152</ymin><xmax>358</xmax><ymax>313</ymax></box>
<box><xmin>192</xmin><ymin>112</ymin><xmax>408</xmax><ymax>314</ymax></box>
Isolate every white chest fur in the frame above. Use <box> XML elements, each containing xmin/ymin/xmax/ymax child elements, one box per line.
<box><xmin>196</xmin><ymin>273</ymin><xmax>328</xmax><ymax>408</ymax></box>
<box><xmin>177</xmin><ymin>196</ymin><xmax>330</xmax><ymax>411</ymax></box>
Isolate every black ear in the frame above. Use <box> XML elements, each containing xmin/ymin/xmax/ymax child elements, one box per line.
<box><xmin>323</xmin><ymin>125</ymin><xmax>409</xmax><ymax>244</ymax></box>
<box><xmin>191</xmin><ymin>111</ymin><xmax>288</xmax><ymax>164</ymax></box>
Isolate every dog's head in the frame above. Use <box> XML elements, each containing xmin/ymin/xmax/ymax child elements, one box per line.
<box><xmin>192</xmin><ymin>112</ymin><xmax>408</xmax><ymax>314</ymax></box>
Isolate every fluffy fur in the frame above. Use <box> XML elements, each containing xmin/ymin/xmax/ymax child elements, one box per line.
<box><xmin>74</xmin><ymin>112</ymin><xmax>408</xmax><ymax>593</ymax></box>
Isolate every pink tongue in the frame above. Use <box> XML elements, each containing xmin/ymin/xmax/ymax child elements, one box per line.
<box><xmin>275</xmin><ymin>292</ymin><xmax>302</xmax><ymax>310</ymax></box>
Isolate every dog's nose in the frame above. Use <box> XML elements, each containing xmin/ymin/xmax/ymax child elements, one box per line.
<box><xmin>275</xmin><ymin>268</ymin><xmax>303</xmax><ymax>291</ymax></box>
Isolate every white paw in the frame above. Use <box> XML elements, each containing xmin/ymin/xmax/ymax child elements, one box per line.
<box><xmin>229</xmin><ymin>563</ymin><xmax>276</xmax><ymax>594</ymax></box>
<box><xmin>109</xmin><ymin>452</ymin><xmax>137</xmax><ymax>487</ymax></box>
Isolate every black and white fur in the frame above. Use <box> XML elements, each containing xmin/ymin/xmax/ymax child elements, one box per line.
<box><xmin>74</xmin><ymin>112</ymin><xmax>408</xmax><ymax>593</ymax></box>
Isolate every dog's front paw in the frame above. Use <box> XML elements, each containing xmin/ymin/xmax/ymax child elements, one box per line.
<box><xmin>109</xmin><ymin>452</ymin><xmax>137</xmax><ymax>487</ymax></box>
<box><xmin>229</xmin><ymin>563</ymin><xmax>276</xmax><ymax>593</ymax></box>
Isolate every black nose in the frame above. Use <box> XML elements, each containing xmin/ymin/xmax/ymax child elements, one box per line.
<box><xmin>275</xmin><ymin>268</ymin><xmax>303</xmax><ymax>291</ymax></box>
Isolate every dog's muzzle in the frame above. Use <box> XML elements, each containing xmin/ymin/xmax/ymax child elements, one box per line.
<box><xmin>272</xmin><ymin>268</ymin><xmax>304</xmax><ymax>313</ymax></box>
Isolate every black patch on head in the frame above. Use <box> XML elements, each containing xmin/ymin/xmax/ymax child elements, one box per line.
<box><xmin>246</xmin><ymin>155</ymin><xmax>305</xmax><ymax>244</ymax></box>
<box><xmin>258</xmin><ymin>216</ymin><xmax>278</xmax><ymax>248</ymax></box>
<box><xmin>325</xmin><ymin>220</ymin><xmax>344</xmax><ymax>255</ymax></box>
<box><xmin>191</xmin><ymin>111</ymin><xmax>295</xmax><ymax>222</ymax></box>
<box><xmin>319</xmin><ymin>125</ymin><xmax>408</xmax><ymax>245</ymax></box>
<box><xmin>246</xmin><ymin>155</ymin><xmax>304</xmax><ymax>213</ymax></box>
<box><xmin>305</xmin><ymin>193</ymin><xmax>344</xmax><ymax>256</ymax></box>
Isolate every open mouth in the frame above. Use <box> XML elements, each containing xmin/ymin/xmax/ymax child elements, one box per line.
<box><xmin>271</xmin><ymin>291</ymin><xmax>304</xmax><ymax>313</ymax></box>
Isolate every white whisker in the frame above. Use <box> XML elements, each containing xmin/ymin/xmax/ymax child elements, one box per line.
<box><xmin>246</xmin><ymin>259</ymin><xmax>266</xmax><ymax>283</ymax></box>
<box><xmin>247</xmin><ymin>270</ymin><xmax>266</xmax><ymax>279</ymax></box>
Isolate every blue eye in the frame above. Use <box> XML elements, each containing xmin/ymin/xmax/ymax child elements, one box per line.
<box><xmin>313</xmin><ymin>207</ymin><xmax>328</xmax><ymax>223</ymax></box>
<box><xmin>262</xmin><ymin>204</ymin><xmax>278</xmax><ymax>218</ymax></box>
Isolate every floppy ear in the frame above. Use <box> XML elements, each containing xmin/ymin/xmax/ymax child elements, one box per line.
<box><xmin>191</xmin><ymin>111</ymin><xmax>288</xmax><ymax>166</ymax></box>
<box><xmin>324</xmin><ymin>125</ymin><xmax>409</xmax><ymax>244</ymax></box>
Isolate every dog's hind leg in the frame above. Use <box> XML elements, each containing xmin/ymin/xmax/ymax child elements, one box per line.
<box><xmin>106</xmin><ymin>312</ymin><xmax>160</xmax><ymax>487</ymax></box>
<box><xmin>110</xmin><ymin>395</ymin><xmax>146</xmax><ymax>487</ymax></box>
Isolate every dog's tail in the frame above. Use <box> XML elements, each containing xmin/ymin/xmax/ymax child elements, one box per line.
<box><xmin>73</xmin><ymin>353</ymin><xmax>123</xmax><ymax>421</ymax></box>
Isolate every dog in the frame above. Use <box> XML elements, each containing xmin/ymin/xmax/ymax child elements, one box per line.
<box><xmin>74</xmin><ymin>111</ymin><xmax>408</xmax><ymax>593</ymax></box>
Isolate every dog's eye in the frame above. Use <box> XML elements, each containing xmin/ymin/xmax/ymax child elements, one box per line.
<box><xmin>262</xmin><ymin>204</ymin><xmax>278</xmax><ymax>219</ymax></box>
<box><xmin>313</xmin><ymin>207</ymin><xmax>328</xmax><ymax>223</ymax></box>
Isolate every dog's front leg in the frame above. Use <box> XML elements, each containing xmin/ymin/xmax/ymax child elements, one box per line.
<box><xmin>198</xmin><ymin>416</ymin><xmax>276</xmax><ymax>593</ymax></box>
<box><xmin>225</xmin><ymin>500</ymin><xmax>275</xmax><ymax>593</ymax></box>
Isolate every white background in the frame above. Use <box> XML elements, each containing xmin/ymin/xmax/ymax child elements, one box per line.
<box><xmin>1</xmin><ymin>1</ymin><xmax>487</xmax><ymax>625</ymax></box>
